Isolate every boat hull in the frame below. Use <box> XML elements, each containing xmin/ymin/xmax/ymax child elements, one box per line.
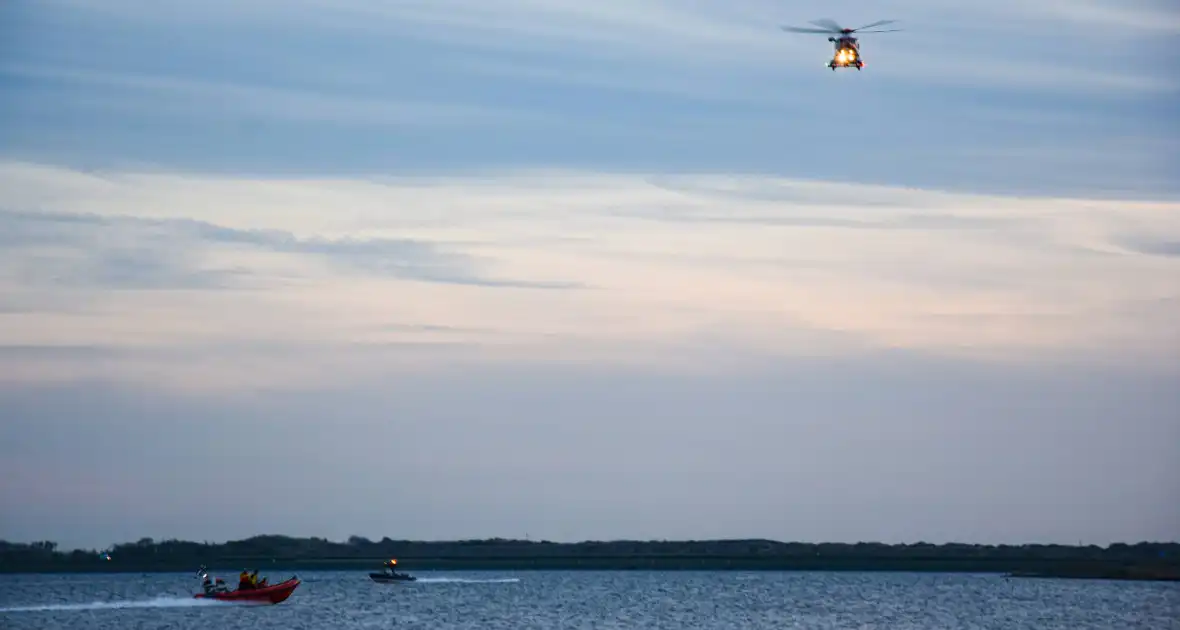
<box><xmin>369</xmin><ymin>572</ymin><xmax>417</xmax><ymax>583</ymax></box>
<box><xmin>195</xmin><ymin>577</ymin><xmax>301</xmax><ymax>604</ymax></box>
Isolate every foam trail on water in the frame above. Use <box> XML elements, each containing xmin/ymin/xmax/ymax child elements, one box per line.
<box><xmin>0</xmin><ymin>596</ymin><xmax>226</xmax><ymax>613</ymax></box>
<box><xmin>414</xmin><ymin>577</ymin><xmax>521</xmax><ymax>584</ymax></box>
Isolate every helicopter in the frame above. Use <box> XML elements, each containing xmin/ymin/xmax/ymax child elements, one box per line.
<box><xmin>780</xmin><ymin>19</ymin><xmax>902</xmax><ymax>70</ymax></box>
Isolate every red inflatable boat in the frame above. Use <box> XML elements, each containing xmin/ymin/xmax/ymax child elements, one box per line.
<box><xmin>194</xmin><ymin>575</ymin><xmax>301</xmax><ymax>605</ymax></box>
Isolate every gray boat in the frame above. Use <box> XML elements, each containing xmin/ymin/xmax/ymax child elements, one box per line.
<box><xmin>369</xmin><ymin>559</ymin><xmax>416</xmax><ymax>583</ymax></box>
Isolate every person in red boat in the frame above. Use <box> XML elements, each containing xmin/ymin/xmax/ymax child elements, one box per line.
<box><xmin>197</xmin><ymin>566</ymin><xmax>228</xmax><ymax>594</ymax></box>
<box><xmin>238</xmin><ymin>570</ymin><xmax>253</xmax><ymax>590</ymax></box>
<box><xmin>202</xmin><ymin>575</ymin><xmax>228</xmax><ymax>594</ymax></box>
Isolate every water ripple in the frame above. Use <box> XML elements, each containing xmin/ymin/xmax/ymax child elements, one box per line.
<box><xmin>0</xmin><ymin>570</ymin><xmax>1175</xmax><ymax>629</ymax></box>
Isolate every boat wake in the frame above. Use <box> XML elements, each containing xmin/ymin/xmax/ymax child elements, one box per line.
<box><xmin>0</xmin><ymin>596</ymin><xmax>226</xmax><ymax>613</ymax></box>
<box><xmin>414</xmin><ymin>577</ymin><xmax>520</xmax><ymax>584</ymax></box>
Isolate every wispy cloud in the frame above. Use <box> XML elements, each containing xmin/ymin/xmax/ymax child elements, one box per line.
<box><xmin>1118</xmin><ymin>238</ymin><xmax>1180</xmax><ymax>258</ymax></box>
<box><xmin>0</xmin><ymin>208</ymin><xmax>583</xmax><ymax>291</ymax></box>
<box><xmin>1</xmin><ymin>161</ymin><xmax>1177</xmax><ymax>393</ymax></box>
<box><xmin>21</xmin><ymin>0</ymin><xmax>1176</xmax><ymax>92</ymax></box>
<box><xmin>0</xmin><ymin>63</ymin><xmax>538</xmax><ymax>127</ymax></box>
<box><xmin>1002</xmin><ymin>0</ymin><xmax>1180</xmax><ymax>32</ymax></box>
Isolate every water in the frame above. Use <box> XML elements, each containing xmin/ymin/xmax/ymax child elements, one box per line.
<box><xmin>0</xmin><ymin>570</ymin><xmax>1176</xmax><ymax>629</ymax></box>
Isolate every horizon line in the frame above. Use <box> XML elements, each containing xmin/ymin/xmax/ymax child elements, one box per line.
<box><xmin>9</xmin><ymin>536</ymin><xmax>1178</xmax><ymax>553</ymax></box>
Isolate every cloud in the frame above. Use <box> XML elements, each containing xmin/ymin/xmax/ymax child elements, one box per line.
<box><xmin>35</xmin><ymin>0</ymin><xmax>1175</xmax><ymax>92</ymax></box>
<box><xmin>0</xmin><ymin>208</ymin><xmax>584</xmax><ymax>291</ymax></box>
<box><xmin>13</xmin><ymin>0</ymin><xmax>1176</xmax><ymax>106</ymax></box>
<box><xmin>1005</xmin><ymin>0</ymin><xmax>1180</xmax><ymax>32</ymax></box>
<box><xmin>0</xmin><ymin>210</ymin><xmax>245</xmax><ymax>291</ymax></box>
<box><xmin>1119</xmin><ymin>238</ymin><xmax>1180</xmax><ymax>258</ymax></box>
<box><xmin>1</xmin><ymin>160</ymin><xmax>1177</xmax><ymax>394</ymax></box>
<box><xmin>0</xmin><ymin>63</ymin><xmax>539</xmax><ymax>128</ymax></box>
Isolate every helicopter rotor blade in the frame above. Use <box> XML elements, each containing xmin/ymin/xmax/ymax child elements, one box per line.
<box><xmin>850</xmin><ymin>19</ymin><xmax>897</xmax><ymax>32</ymax></box>
<box><xmin>808</xmin><ymin>18</ymin><xmax>845</xmax><ymax>32</ymax></box>
<box><xmin>780</xmin><ymin>25</ymin><xmax>838</xmax><ymax>34</ymax></box>
<box><xmin>854</xmin><ymin>29</ymin><xmax>903</xmax><ymax>33</ymax></box>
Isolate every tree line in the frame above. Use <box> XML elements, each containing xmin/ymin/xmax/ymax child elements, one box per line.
<box><xmin>2</xmin><ymin>537</ymin><xmax>1177</xmax><ymax>578</ymax></box>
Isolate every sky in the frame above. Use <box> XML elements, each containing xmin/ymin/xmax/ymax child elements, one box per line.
<box><xmin>0</xmin><ymin>0</ymin><xmax>1177</xmax><ymax>551</ymax></box>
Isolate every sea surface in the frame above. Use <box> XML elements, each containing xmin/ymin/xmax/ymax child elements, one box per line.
<box><xmin>0</xmin><ymin>570</ymin><xmax>1176</xmax><ymax>629</ymax></box>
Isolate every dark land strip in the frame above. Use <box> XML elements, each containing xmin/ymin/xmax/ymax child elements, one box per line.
<box><xmin>3</xmin><ymin>538</ymin><xmax>1177</xmax><ymax>581</ymax></box>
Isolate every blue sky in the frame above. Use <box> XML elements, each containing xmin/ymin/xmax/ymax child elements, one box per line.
<box><xmin>0</xmin><ymin>0</ymin><xmax>1178</xmax><ymax>549</ymax></box>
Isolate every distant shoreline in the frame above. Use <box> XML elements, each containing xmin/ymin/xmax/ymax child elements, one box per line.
<box><xmin>5</xmin><ymin>562</ymin><xmax>1179</xmax><ymax>582</ymax></box>
<box><xmin>3</xmin><ymin>537</ymin><xmax>1177</xmax><ymax>582</ymax></box>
